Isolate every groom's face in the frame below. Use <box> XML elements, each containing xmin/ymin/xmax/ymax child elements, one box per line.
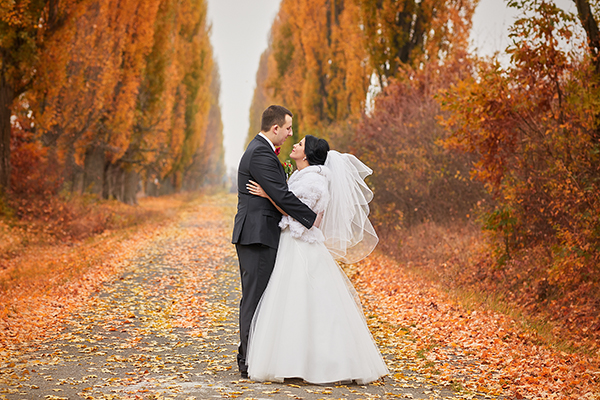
<box><xmin>273</xmin><ymin>115</ymin><xmax>293</xmax><ymax>146</ymax></box>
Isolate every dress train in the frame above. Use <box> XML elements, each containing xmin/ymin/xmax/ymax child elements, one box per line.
<box><xmin>246</xmin><ymin>229</ymin><xmax>388</xmax><ymax>384</ymax></box>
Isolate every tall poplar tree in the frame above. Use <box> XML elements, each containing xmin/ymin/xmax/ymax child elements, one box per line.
<box><xmin>252</xmin><ymin>0</ymin><xmax>475</xmax><ymax>140</ymax></box>
<box><xmin>0</xmin><ymin>0</ymin><xmax>70</xmax><ymax>194</ymax></box>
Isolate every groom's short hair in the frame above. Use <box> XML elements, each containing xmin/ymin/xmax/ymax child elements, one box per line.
<box><xmin>261</xmin><ymin>105</ymin><xmax>293</xmax><ymax>132</ymax></box>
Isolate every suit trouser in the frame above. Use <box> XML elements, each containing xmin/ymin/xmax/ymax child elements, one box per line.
<box><xmin>235</xmin><ymin>243</ymin><xmax>278</xmax><ymax>373</ymax></box>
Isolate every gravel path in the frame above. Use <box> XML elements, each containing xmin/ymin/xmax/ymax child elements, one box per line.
<box><xmin>0</xmin><ymin>195</ymin><xmax>486</xmax><ymax>399</ymax></box>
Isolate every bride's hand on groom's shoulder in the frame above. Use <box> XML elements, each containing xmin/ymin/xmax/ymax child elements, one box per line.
<box><xmin>247</xmin><ymin>180</ymin><xmax>267</xmax><ymax>198</ymax></box>
<box><xmin>248</xmin><ymin>180</ymin><xmax>288</xmax><ymax>216</ymax></box>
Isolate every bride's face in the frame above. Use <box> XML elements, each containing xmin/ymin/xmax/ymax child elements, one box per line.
<box><xmin>290</xmin><ymin>137</ymin><xmax>306</xmax><ymax>161</ymax></box>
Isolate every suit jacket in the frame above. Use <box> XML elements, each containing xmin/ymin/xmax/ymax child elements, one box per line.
<box><xmin>232</xmin><ymin>135</ymin><xmax>317</xmax><ymax>248</ymax></box>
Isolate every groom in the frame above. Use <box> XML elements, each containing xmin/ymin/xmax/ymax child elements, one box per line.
<box><xmin>232</xmin><ymin>105</ymin><xmax>319</xmax><ymax>378</ymax></box>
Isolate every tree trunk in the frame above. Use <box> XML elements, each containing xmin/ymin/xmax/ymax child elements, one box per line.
<box><xmin>574</xmin><ymin>0</ymin><xmax>600</xmax><ymax>140</ymax></box>
<box><xmin>0</xmin><ymin>73</ymin><xmax>13</xmax><ymax>194</ymax></box>
<box><xmin>64</xmin><ymin>145</ymin><xmax>84</xmax><ymax>194</ymax></box>
<box><xmin>48</xmin><ymin>0</ymin><xmax>59</xmax><ymax>29</ymax></box>
<box><xmin>574</xmin><ymin>0</ymin><xmax>600</xmax><ymax>75</ymax></box>
<box><xmin>83</xmin><ymin>145</ymin><xmax>105</xmax><ymax>197</ymax></box>
<box><xmin>145</xmin><ymin>170</ymin><xmax>160</xmax><ymax>197</ymax></box>
<box><xmin>101</xmin><ymin>162</ymin><xmax>138</xmax><ymax>204</ymax></box>
<box><xmin>123</xmin><ymin>168</ymin><xmax>138</xmax><ymax>205</ymax></box>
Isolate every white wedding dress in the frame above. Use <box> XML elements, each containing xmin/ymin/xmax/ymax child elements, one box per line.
<box><xmin>246</xmin><ymin>152</ymin><xmax>389</xmax><ymax>384</ymax></box>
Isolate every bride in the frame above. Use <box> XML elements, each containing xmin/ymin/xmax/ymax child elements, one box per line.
<box><xmin>245</xmin><ymin>135</ymin><xmax>389</xmax><ymax>385</ymax></box>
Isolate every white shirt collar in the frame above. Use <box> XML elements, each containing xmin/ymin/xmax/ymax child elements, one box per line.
<box><xmin>258</xmin><ymin>132</ymin><xmax>276</xmax><ymax>152</ymax></box>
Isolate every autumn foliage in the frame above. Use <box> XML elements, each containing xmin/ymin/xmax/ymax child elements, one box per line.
<box><xmin>1</xmin><ymin>0</ymin><xmax>224</xmax><ymax>209</ymax></box>
<box><xmin>247</xmin><ymin>0</ymin><xmax>374</xmax><ymax>156</ymax></box>
<box><xmin>1</xmin><ymin>0</ymin><xmax>600</xmax><ymax>397</ymax></box>
<box><xmin>439</xmin><ymin>0</ymin><xmax>600</xmax><ymax>351</ymax></box>
<box><xmin>249</xmin><ymin>0</ymin><xmax>484</xmax><ymax>226</ymax></box>
<box><xmin>351</xmin><ymin>253</ymin><xmax>599</xmax><ymax>399</ymax></box>
<box><xmin>251</xmin><ymin>0</ymin><xmax>600</xmax><ymax>388</ymax></box>
<box><xmin>353</xmin><ymin>62</ymin><xmax>486</xmax><ymax>231</ymax></box>
<box><xmin>0</xmin><ymin>1</ymin><xmax>225</xmax><ymax>349</ymax></box>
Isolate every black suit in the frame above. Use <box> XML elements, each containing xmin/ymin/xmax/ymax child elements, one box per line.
<box><xmin>232</xmin><ymin>134</ymin><xmax>316</xmax><ymax>374</ymax></box>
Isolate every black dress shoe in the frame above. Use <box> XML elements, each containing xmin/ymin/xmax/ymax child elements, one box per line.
<box><xmin>240</xmin><ymin>371</ymin><xmax>248</xmax><ymax>379</ymax></box>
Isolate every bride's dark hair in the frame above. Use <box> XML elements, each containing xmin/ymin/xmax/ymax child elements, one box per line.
<box><xmin>304</xmin><ymin>135</ymin><xmax>330</xmax><ymax>166</ymax></box>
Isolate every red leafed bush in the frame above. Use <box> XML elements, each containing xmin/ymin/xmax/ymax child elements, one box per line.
<box><xmin>352</xmin><ymin>56</ymin><xmax>487</xmax><ymax>234</ymax></box>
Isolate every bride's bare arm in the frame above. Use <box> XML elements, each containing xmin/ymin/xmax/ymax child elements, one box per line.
<box><xmin>247</xmin><ymin>180</ymin><xmax>288</xmax><ymax>216</ymax></box>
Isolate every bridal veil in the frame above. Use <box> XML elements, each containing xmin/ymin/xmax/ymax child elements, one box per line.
<box><xmin>321</xmin><ymin>150</ymin><xmax>378</xmax><ymax>264</ymax></box>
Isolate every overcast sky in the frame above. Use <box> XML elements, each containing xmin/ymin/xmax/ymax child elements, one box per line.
<box><xmin>206</xmin><ymin>0</ymin><xmax>577</xmax><ymax>172</ymax></box>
